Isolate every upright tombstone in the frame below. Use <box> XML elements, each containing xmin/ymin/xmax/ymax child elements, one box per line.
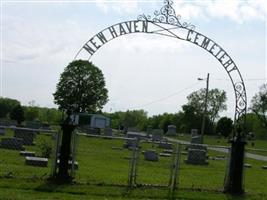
<box><xmin>146</xmin><ymin>126</ymin><xmax>153</xmax><ymax>138</ymax></box>
<box><xmin>14</xmin><ymin>129</ymin><xmax>36</xmax><ymax>145</ymax></box>
<box><xmin>166</xmin><ymin>125</ymin><xmax>177</xmax><ymax>136</ymax></box>
<box><xmin>82</xmin><ymin>126</ymin><xmax>101</xmax><ymax>135</ymax></box>
<box><xmin>0</xmin><ymin>137</ymin><xmax>25</xmax><ymax>150</ymax></box>
<box><xmin>25</xmin><ymin>121</ymin><xmax>42</xmax><ymax>129</ymax></box>
<box><xmin>104</xmin><ymin>127</ymin><xmax>113</xmax><ymax>136</ymax></box>
<box><xmin>151</xmin><ymin>129</ymin><xmax>164</xmax><ymax>141</ymax></box>
<box><xmin>0</xmin><ymin>127</ymin><xmax>6</xmax><ymax>136</ymax></box>
<box><xmin>186</xmin><ymin>129</ymin><xmax>208</xmax><ymax>165</ymax></box>
<box><xmin>144</xmin><ymin>150</ymin><xmax>159</xmax><ymax>162</ymax></box>
<box><xmin>124</xmin><ymin>132</ymin><xmax>140</xmax><ymax>149</ymax></box>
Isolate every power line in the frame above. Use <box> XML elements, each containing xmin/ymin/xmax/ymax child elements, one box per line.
<box><xmin>214</xmin><ymin>78</ymin><xmax>267</xmax><ymax>82</ymax></box>
<box><xmin>130</xmin><ymin>82</ymin><xmax>201</xmax><ymax>110</ymax></box>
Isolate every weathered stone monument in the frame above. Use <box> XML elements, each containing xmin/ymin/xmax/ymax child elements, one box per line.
<box><xmin>144</xmin><ymin>150</ymin><xmax>159</xmax><ymax>161</ymax></box>
<box><xmin>25</xmin><ymin>156</ymin><xmax>48</xmax><ymax>167</ymax></box>
<box><xmin>14</xmin><ymin>129</ymin><xmax>36</xmax><ymax>145</ymax></box>
<box><xmin>158</xmin><ymin>141</ymin><xmax>173</xmax><ymax>150</ymax></box>
<box><xmin>124</xmin><ymin>133</ymin><xmax>140</xmax><ymax>149</ymax></box>
<box><xmin>165</xmin><ymin>125</ymin><xmax>177</xmax><ymax>136</ymax></box>
<box><xmin>186</xmin><ymin>129</ymin><xmax>208</xmax><ymax>165</ymax></box>
<box><xmin>0</xmin><ymin>127</ymin><xmax>5</xmax><ymax>136</ymax></box>
<box><xmin>0</xmin><ymin>137</ymin><xmax>25</xmax><ymax>150</ymax></box>
<box><xmin>104</xmin><ymin>127</ymin><xmax>113</xmax><ymax>136</ymax></box>
<box><xmin>151</xmin><ymin>129</ymin><xmax>164</xmax><ymax>141</ymax></box>
<box><xmin>20</xmin><ymin>151</ymin><xmax>36</xmax><ymax>157</ymax></box>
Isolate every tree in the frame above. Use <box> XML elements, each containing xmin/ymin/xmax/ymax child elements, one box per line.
<box><xmin>159</xmin><ymin>113</ymin><xmax>175</xmax><ymax>133</ymax></box>
<box><xmin>121</xmin><ymin>110</ymin><xmax>148</xmax><ymax>131</ymax></box>
<box><xmin>53</xmin><ymin>60</ymin><xmax>108</xmax><ymax>113</ymax></box>
<box><xmin>24</xmin><ymin>106</ymin><xmax>39</xmax><ymax>121</ymax></box>
<box><xmin>186</xmin><ymin>88</ymin><xmax>227</xmax><ymax>123</ymax></box>
<box><xmin>245</xmin><ymin>113</ymin><xmax>266</xmax><ymax>139</ymax></box>
<box><xmin>180</xmin><ymin>104</ymin><xmax>214</xmax><ymax>135</ymax></box>
<box><xmin>216</xmin><ymin>117</ymin><xmax>233</xmax><ymax>138</ymax></box>
<box><xmin>10</xmin><ymin>105</ymin><xmax>25</xmax><ymax>125</ymax></box>
<box><xmin>250</xmin><ymin>83</ymin><xmax>267</xmax><ymax>129</ymax></box>
<box><xmin>0</xmin><ymin>98</ymin><xmax>20</xmax><ymax>118</ymax></box>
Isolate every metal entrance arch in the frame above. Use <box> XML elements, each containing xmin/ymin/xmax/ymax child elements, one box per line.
<box><xmin>74</xmin><ymin>1</ymin><xmax>247</xmax><ymax>134</ymax></box>
<box><xmin>74</xmin><ymin>0</ymin><xmax>247</xmax><ymax>194</ymax></box>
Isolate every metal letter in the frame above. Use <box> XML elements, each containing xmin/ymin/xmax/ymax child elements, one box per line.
<box><xmin>119</xmin><ymin>23</ymin><xmax>127</xmax><ymax>35</ymax></box>
<box><xmin>83</xmin><ymin>43</ymin><xmax>95</xmax><ymax>56</ymax></box>
<box><xmin>96</xmin><ymin>32</ymin><xmax>108</xmax><ymax>45</ymax></box>
<box><xmin>227</xmin><ymin>65</ymin><xmax>238</xmax><ymax>73</ymax></box>
<box><xmin>215</xmin><ymin>48</ymin><xmax>224</xmax><ymax>58</ymax></box>
<box><xmin>125</xmin><ymin>22</ymin><xmax>132</xmax><ymax>33</ymax></box>
<box><xmin>201</xmin><ymin>37</ymin><xmax>211</xmax><ymax>50</ymax></box>
<box><xmin>186</xmin><ymin>30</ymin><xmax>194</xmax><ymax>41</ymax></box>
<box><xmin>209</xmin><ymin>43</ymin><xmax>217</xmax><ymax>55</ymax></box>
<box><xmin>142</xmin><ymin>20</ymin><xmax>148</xmax><ymax>32</ymax></box>
<box><xmin>108</xmin><ymin>26</ymin><xmax>118</xmax><ymax>38</ymax></box>
<box><xmin>134</xmin><ymin>21</ymin><xmax>140</xmax><ymax>32</ymax></box>
<box><xmin>194</xmin><ymin>33</ymin><xmax>201</xmax><ymax>45</ymax></box>
<box><xmin>89</xmin><ymin>37</ymin><xmax>101</xmax><ymax>49</ymax></box>
<box><xmin>223</xmin><ymin>59</ymin><xmax>233</xmax><ymax>69</ymax></box>
<box><xmin>218</xmin><ymin>52</ymin><xmax>227</xmax><ymax>63</ymax></box>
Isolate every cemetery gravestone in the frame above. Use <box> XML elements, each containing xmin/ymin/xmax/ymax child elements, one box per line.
<box><xmin>144</xmin><ymin>150</ymin><xmax>159</xmax><ymax>161</ymax></box>
<box><xmin>104</xmin><ymin>128</ymin><xmax>113</xmax><ymax>136</ymax></box>
<box><xmin>25</xmin><ymin>121</ymin><xmax>42</xmax><ymax>129</ymax></box>
<box><xmin>25</xmin><ymin>156</ymin><xmax>48</xmax><ymax>167</ymax></box>
<box><xmin>185</xmin><ymin>149</ymin><xmax>208</xmax><ymax>165</ymax></box>
<box><xmin>20</xmin><ymin>151</ymin><xmax>36</xmax><ymax>157</ymax></box>
<box><xmin>0</xmin><ymin>128</ymin><xmax>5</xmax><ymax>136</ymax></box>
<box><xmin>158</xmin><ymin>142</ymin><xmax>173</xmax><ymax>150</ymax></box>
<box><xmin>165</xmin><ymin>125</ymin><xmax>177</xmax><ymax>136</ymax></box>
<box><xmin>186</xmin><ymin>129</ymin><xmax>208</xmax><ymax>165</ymax></box>
<box><xmin>159</xmin><ymin>153</ymin><xmax>171</xmax><ymax>157</ymax></box>
<box><xmin>14</xmin><ymin>129</ymin><xmax>36</xmax><ymax>145</ymax></box>
<box><xmin>0</xmin><ymin>137</ymin><xmax>25</xmax><ymax>150</ymax></box>
<box><xmin>146</xmin><ymin>127</ymin><xmax>153</xmax><ymax>137</ymax></box>
<box><xmin>82</xmin><ymin>126</ymin><xmax>101</xmax><ymax>135</ymax></box>
<box><xmin>152</xmin><ymin>129</ymin><xmax>164</xmax><ymax>141</ymax></box>
<box><xmin>244</xmin><ymin>163</ymin><xmax>252</xmax><ymax>168</ymax></box>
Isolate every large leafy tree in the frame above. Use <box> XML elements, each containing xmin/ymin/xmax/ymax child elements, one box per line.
<box><xmin>250</xmin><ymin>83</ymin><xmax>267</xmax><ymax>129</ymax></box>
<box><xmin>0</xmin><ymin>97</ymin><xmax>20</xmax><ymax>118</ymax></box>
<box><xmin>186</xmin><ymin>88</ymin><xmax>227</xmax><ymax>123</ymax></box>
<box><xmin>216</xmin><ymin>117</ymin><xmax>233</xmax><ymax>138</ymax></box>
<box><xmin>54</xmin><ymin>60</ymin><xmax>108</xmax><ymax>113</ymax></box>
<box><xmin>10</xmin><ymin>104</ymin><xmax>25</xmax><ymax>125</ymax></box>
<box><xmin>121</xmin><ymin>110</ymin><xmax>148</xmax><ymax>131</ymax></box>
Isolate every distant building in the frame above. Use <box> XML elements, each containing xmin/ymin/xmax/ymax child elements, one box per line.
<box><xmin>71</xmin><ymin>113</ymin><xmax>110</xmax><ymax>129</ymax></box>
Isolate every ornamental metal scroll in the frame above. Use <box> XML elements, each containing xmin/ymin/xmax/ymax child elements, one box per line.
<box><xmin>74</xmin><ymin>0</ymin><xmax>247</xmax><ymax>137</ymax></box>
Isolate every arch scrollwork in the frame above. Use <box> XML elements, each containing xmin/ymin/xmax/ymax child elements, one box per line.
<box><xmin>75</xmin><ymin>0</ymin><xmax>247</xmax><ymax>137</ymax></box>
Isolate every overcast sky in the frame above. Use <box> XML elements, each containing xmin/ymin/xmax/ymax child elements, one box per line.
<box><xmin>1</xmin><ymin>0</ymin><xmax>266</xmax><ymax>118</ymax></box>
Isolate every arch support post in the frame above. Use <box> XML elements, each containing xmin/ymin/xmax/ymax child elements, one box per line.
<box><xmin>224</xmin><ymin>131</ymin><xmax>246</xmax><ymax>195</ymax></box>
<box><xmin>56</xmin><ymin>111</ymin><xmax>76</xmax><ymax>183</ymax></box>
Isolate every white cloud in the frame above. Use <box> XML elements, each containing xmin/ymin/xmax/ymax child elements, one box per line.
<box><xmin>96</xmin><ymin>0</ymin><xmax>139</xmax><ymax>14</ymax></box>
<box><xmin>94</xmin><ymin>0</ymin><xmax>266</xmax><ymax>23</ymax></box>
<box><xmin>174</xmin><ymin>0</ymin><xmax>266</xmax><ymax>23</ymax></box>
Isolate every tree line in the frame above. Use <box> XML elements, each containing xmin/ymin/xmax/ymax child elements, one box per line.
<box><xmin>1</xmin><ymin>60</ymin><xmax>265</xmax><ymax>140</ymax></box>
<box><xmin>0</xmin><ymin>98</ymin><xmax>62</xmax><ymax>125</ymax></box>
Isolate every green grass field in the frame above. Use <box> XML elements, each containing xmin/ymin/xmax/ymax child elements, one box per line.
<box><xmin>0</xmin><ymin>130</ymin><xmax>266</xmax><ymax>199</ymax></box>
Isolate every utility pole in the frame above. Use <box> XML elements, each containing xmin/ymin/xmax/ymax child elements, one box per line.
<box><xmin>199</xmin><ymin>73</ymin><xmax>209</xmax><ymax>144</ymax></box>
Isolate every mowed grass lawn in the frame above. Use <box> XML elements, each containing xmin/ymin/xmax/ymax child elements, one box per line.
<box><xmin>0</xmin><ymin>131</ymin><xmax>266</xmax><ymax>200</ymax></box>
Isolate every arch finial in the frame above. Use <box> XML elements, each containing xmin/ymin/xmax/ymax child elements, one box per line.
<box><xmin>138</xmin><ymin>0</ymin><xmax>195</xmax><ymax>30</ymax></box>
